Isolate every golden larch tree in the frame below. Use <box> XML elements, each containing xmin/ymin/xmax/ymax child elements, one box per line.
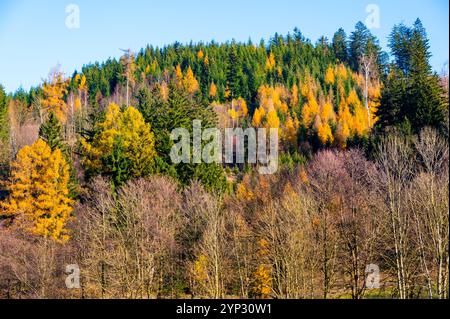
<box><xmin>80</xmin><ymin>103</ymin><xmax>156</xmax><ymax>179</ymax></box>
<box><xmin>252</xmin><ymin>107</ymin><xmax>264</xmax><ymax>127</ymax></box>
<box><xmin>265</xmin><ymin>52</ymin><xmax>276</xmax><ymax>71</ymax></box>
<box><xmin>209</xmin><ymin>82</ymin><xmax>217</xmax><ymax>99</ymax></box>
<box><xmin>2</xmin><ymin>139</ymin><xmax>73</xmax><ymax>243</ymax></box>
<box><xmin>41</xmin><ymin>70</ymin><xmax>69</xmax><ymax>124</ymax></box>
<box><xmin>266</xmin><ymin>109</ymin><xmax>280</xmax><ymax>129</ymax></box>
<box><xmin>325</xmin><ymin>65</ymin><xmax>335</xmax><ymax>85</ymax></box>
<box><xmin>183</xmin><ymin>66</ymin><xmax>200</xmax><ymax>94</ymax></box>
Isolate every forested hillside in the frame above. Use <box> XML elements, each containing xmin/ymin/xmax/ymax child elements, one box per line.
<box><xmin>0</xmin><ymin>19</ymin><xmax>448</xmax><ymax>299</ymax></box>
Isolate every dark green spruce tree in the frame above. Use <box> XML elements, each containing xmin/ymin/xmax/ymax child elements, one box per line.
<box><xmin>332</xmin><ymin>28</ymin><xmax>348</xmax><ymax>63</ymax></box>
<box><xmin>39</xmin><ymin>111</ymin><xmax>64</xmax><ymax>151</ymax></box>
<box><xmin>378</xmin><ymin>19</ymin><xmax>447</xmax><ymax>133</ymax></box>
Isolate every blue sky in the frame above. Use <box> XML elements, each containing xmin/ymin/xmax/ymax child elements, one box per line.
<box><xmin>0</xmin><ymin>0</ymin><xmax>448</xmax><ymax>93</ymax></box>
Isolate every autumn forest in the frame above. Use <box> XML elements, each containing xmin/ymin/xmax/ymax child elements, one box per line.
<box><xmin>0</xmin><ymin>18</ymin><xmax>448</xmax><ymax>300</ymax></box>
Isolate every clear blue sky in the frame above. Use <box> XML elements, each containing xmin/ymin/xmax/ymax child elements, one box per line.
<box><xmin>0</xmin><ymin>0</ymin><xmax>448</xmax><ymax>93</ymax></box>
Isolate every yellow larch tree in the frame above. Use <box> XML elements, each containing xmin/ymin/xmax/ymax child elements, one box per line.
<box><xmin>337</xmin><ymin>63</ymin><xmax>348</xmax><ymax>80</ymax></box>
<box><xmin>300</xmin><ymin>82</ymin><xmax>310</xmax><ymax>98</ymax></box>
<box><xmin>175</xmin><ymin>64</ymin><xmax>183</xmax><ymax>83</ymax></box>
<box><xmin>183</xmin><ymin>66</ymin><xmax>200</xmax><ymax>94</ymax></box>
<box><xmin>284</xmin><ymin>116</ymin><xmax>298</xmax><ymax>147</ymax></box>
<box><xmin>265</xmin><ymin>52</ymin><xmax>276</xmax><ymax>71</ymax></box>
<box><xmin>80</xmin><ymin>103</ymin><xmax>156</xmax><ymax>180</ymax></box>
<box><xmin>325</xmin><ymin>65</ymin><xmax>335</xmax><ymax>85</ymax></box>
<box><xmin>197</xmin><ymin>50</ymin><xmax>204</xmax><ymax>60</ymax></box>
<box><xmin>252</xmin><ymin>239</ymin><xmax>272</xmax><ymax>298</ymax></box>
<box><xmin>41</xmin><ymin>70</ymin><xmax>69</xmax><ymax>124</ymax></box>
<box><xmin>291</xmin><ymin>83</ymin><xmax>299</xmax><ymax>108</ymax></box>
<box><xmin>2</xmin><ymin>139</ymin><xmax>73</xmax><ymax>243</ymax></box>
<box><xmin>336</xmin><ymin>99</ymin><xmax>352</xmax><ymax>147</ymax></box>
<box><xmin>277</xmin><ymin>66</ymin><xmax>283</xmax><ymax>78</ymax></box>
<box><xmin>252</xmin><ymin>107</ymin><xmax>264</xmax><ymax>127</ymax></box>
<box><xmin>301</xmin><ymin>91</ymin><xmax>320</xmax><ymax>127</ymax></box>
<box><xmin>320</xmin><ymin>101</ymin><xmax>336</xmax><ymax>124</ymax></box>
<box><xmin>209</xmin><ymin>82</ymin><xmax>217</xmax><ymax>99</ymax></box>
<box><xmin>317</xmin><ymin>121</ymin><xmax>334</xmax><ymax>145</ymax></box>
<box><xmin>266</xmin><ymin>109</ymin><xmax>280</xmax><ymax>129</ymax></box>
<box><xmin>347</xmin><ymin>89</ymin><xmax>369</xmax><ymax>136</ymax></box>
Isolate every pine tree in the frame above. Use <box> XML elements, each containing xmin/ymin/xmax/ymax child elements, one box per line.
<box><xmin>39</xmin><ymin>112</ymin><xmax>64</xmax><ymax>151</ymax></box>
<box><xmin>332</xmin><ymin>28</ymin><xmax>348</xmax><ymax>63</ymax></box>
<box><xmin>226</xmin><ymin>45</ymin><xmax>241</xmax><ymax>101</ymax></box>
<box><xmin>349</xmin><ymin>22</ymin><xmax>384</xmax><ymax>73</ymax></box>
<box><xmin>378</xmin><ymin>20</ymin><xmax>447</xmax><ymax>133</ymax></box>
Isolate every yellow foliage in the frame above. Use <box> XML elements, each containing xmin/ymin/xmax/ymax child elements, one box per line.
<box><xmin>320</xmin><ymin>101</ymin><xmax>335</xmax><ymax>123</ymax></box>
<box><xmin>291</xmin><ymin>83</ymin><xmax>299</xmax><ymax>107</ymax></box>
<box><xmin>175</xmin><ymin>64</ymin><xmax>183</xmax><ymax>82</ymax></box>
<box><xmin>347</xmin><ymin>89</ymin><xmax>362</xmax><ymax>108</ymax></box>
<box><xmin>265</xmin><ymin>52</ymin><xmax>276</xmax><ymax>71</ymax></box>
<box><xmin>300</xmin><ymin>83</ymin><xmax>309</xmax><ymax>97</ymax></box>
<box><xmin>224</xmin><ymin>86</ymin><xmax>231</xmax><ymax>100</ymax></box>
<box><xmin>151</xmin><ymin>60</ymin><xmax>158</xmax><ymax>73</ymax></box>
<box><xmin>252</xmin><ymin>265</ymin><xmax>272</xmax><ymax>298</ymax></box>
<box><xmin>42</xmin><ymin>71</ymin><xmax>69</xmax><ymax>124</ymax></box>
<box><xmin>80</xmin><ymin>75</ymin><xmax>87</xmax><ymax>90</ymax></box>
<box><xmin>197</xmin><ymin>50</ymin><xmax>204</xmax><ymax>60</ymax></box>
<box><xmin>75</xmin><ymin>73</ymin><xmax>87</xmax><ymax>91</ymax></box>
<box><xmin>337</xmin><ymin>64</ymin><xmax>348</xmax><ymax>79</ymax></box>
<box><xmin>353</xmin><ymin>104</ymin><xmax>369</xmax><ymax>136</ymax></box>
<box><xmin>227</xmin><ymin>108</ymin><xmax>238</xmax><ymax>121</ymax></box>
<box><xmin>301</xmin><ymin>92</ymin><xmax>320</xmax><ymax>127</ymax></box>
<box><xmin>336</xmin><ymin>119</ymin><xmax>351</xmax><ymax>148</ymax></box>
<box><xmin>283</xmin><ymin>181</ymin><xmax>296</xmax><ymax>197</ymax></box>
<box><xmin>277</xmin><ymin>66</ymin><xmax>283</xmax><ymax>78</ymax></box>
<box><xmin>74</xmin><ymin>98</ymin><xmax>82</xmax><ymax>112</ymax></box>
<box><xmin>183</xmin><ymin>66</ymin><xmax>200</xmax><ymax>94</ymax></box>
<box><xmin>257</xmin><ymin>85</ymin><xmax>289</xmax><ymax>114</ymax></box>
<box><xmin>266</xmin><ymin>109</ymin><xmax>280</xmax><ymax>129</ymax></box>
<box><xmin>209</xmin><ymin>82</ymin><xmax>217</xmax><ymax>98</ymax></box>
<box><xmin>160</xmin><ymin>82</ymin><xmax>169</xmax><ymax>101</ymax></box>
<box><xmin>299</xmin><ymin>167</ymin><xmax>309</xmax><ymax>184</ymax></box>
<box><xmin>317</xmin><ymin>121</ymin><xmax>334</xmax><ymax>145</ymax></box>
<box><xmin>81</xmin><ymin>104</ymin><xmax>156</xmax><ymax>177</ymax></box>
<box><xmin>252</xmin><ymin>107</ymin><xmax>264</xmax><ymax>127</ymax></box>
<box><xmin>193</xmin><ymin>254</ymin><xmax>208</xmax><ymax>283</ymax></box>
<box><xmin>230</xmin><ymin>97</ymin><xmax>248</xmax><ymax>119</ymax></box>
<box><xmin>2</xmin><ymin>139</ymin><xmax>73</xmax><ymax>243</ymax></box>
<box><xmin>284</xmin><ymin>116</ymin><xmax>298</xmax><ymax>146</ymax></box>
<box><xmin>236</xmin><ymin>182</ymin><xmax>255</xmax><ymax>201</ymax></box>
<box><xmin>325</xmin><ymin>65</ymin><xmax>335</xmax><ymax>85</ymax></box>
<box><xmin>280</xmin><ymin>102</ymin><xmax>288</xmax><ymax>114</ymax></box>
